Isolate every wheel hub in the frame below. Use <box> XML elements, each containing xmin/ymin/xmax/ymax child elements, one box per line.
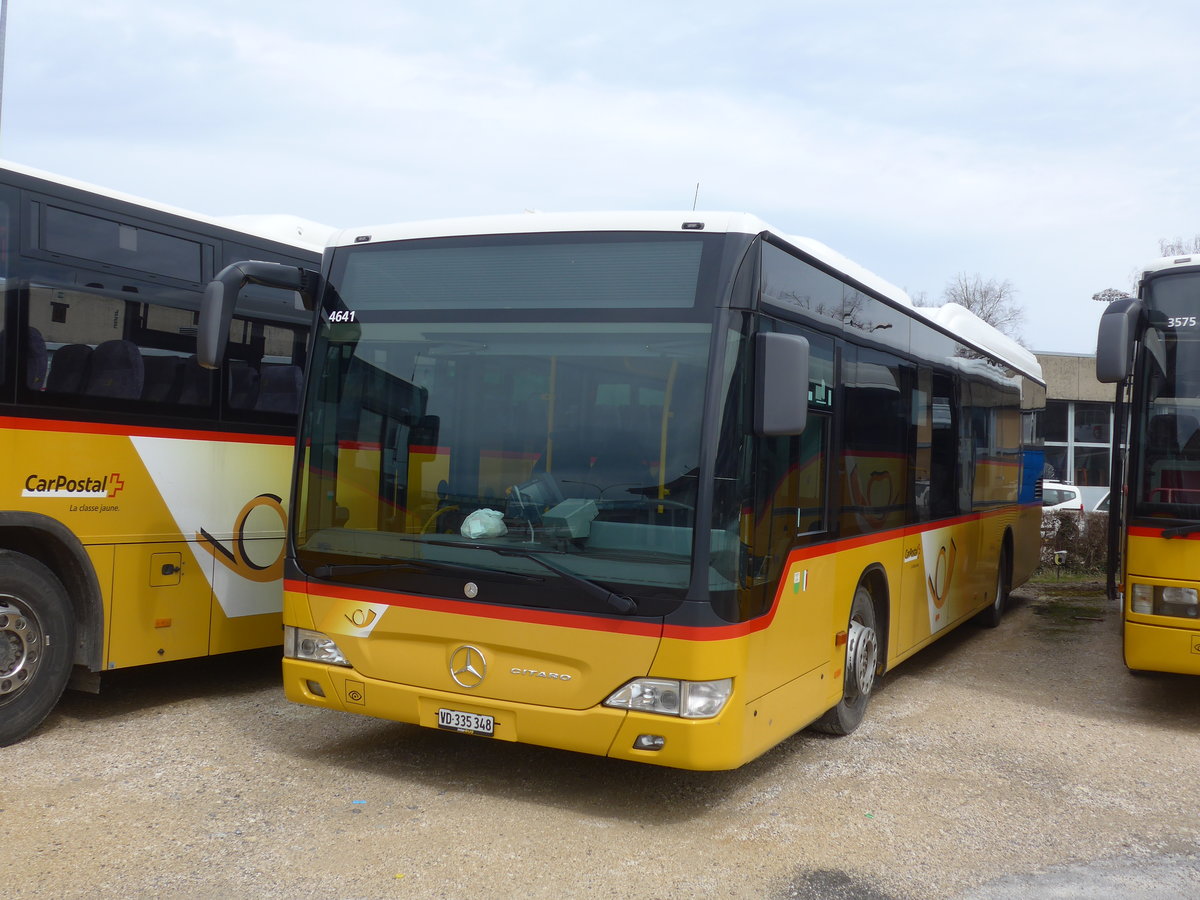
<box><xmin>847</xmin><ymin>618</ymin><xmax>878</xmax><ymax>697</ymax></box>
<box><xmin>0</xmin><ymin>596</ymin><xmax>41</xmax><ymax>697</ymax></box>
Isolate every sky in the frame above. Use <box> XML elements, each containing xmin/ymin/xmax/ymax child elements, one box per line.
<box><xmin>3</xmin><ymin>0</ymin><xmax>1198</xmax><ymax>355</ymax></box>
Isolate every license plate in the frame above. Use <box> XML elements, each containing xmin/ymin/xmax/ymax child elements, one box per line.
<box><xmin>437</xmin><ymin>707</ymin><xmax>495</xmax><ymax>736</ymax></box>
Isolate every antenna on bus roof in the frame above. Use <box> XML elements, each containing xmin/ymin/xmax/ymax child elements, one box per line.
<box><xmin>692</xmin><ymin>183</ymin><xmax>700</xmax><ymax>211</ymax></box>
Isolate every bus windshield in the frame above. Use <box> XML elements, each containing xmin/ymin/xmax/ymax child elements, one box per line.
<box><xmin>1133</xmin><ymin>275</ymin><xmax>1200</xmax><ymax>519</ymax></box>
<box><xmin>294</xmin><ymin>233</ymin><xmax>723</xmax><ymax>616</ymax></box>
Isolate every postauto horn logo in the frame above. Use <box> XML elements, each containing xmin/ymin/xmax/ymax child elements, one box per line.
<box><xmin>22</xmin><ymin>472</ymin><xmax>125</xmax><ymax>498</ymax></box>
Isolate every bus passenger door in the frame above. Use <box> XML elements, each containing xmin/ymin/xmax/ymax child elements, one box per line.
<box><xmin>900</xmin><ymin>368</ymin><xmax>960</xmax><ymax>651</ymax></box>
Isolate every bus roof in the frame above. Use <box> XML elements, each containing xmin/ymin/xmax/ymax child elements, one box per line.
<box><xmin>1142</xmin><ymin>254</ymin><xmax>1200</xmax><ymax>278</ymax></box>
<box><xmin>331</xmin><ymin>210</ymin><xmax>1042</xmax><ymax>382</ymax></box>
<box><xmin>0</xmin><ymin>158</ymin><xmax>335</xmax><ymax>253</ymax></box>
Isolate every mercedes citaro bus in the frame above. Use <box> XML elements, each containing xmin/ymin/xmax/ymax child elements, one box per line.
<box><xmin>200</xmin><ymin>212</ymin><xmax>1045</xmax><ymax>769</ymax></box>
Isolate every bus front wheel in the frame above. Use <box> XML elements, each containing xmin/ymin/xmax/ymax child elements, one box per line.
<box><xmin>975</xmin><ymin>543</ymin><xmax>1010</xmax><ymax>628</ymax></box>
<box><xmin>812</xmin><ymin>583</ymin><xmax>879</xmax><ymax>735</ymax></box>
<box><xmin>0</xmin><ymin>550</ymin><xmax>75</xmax><ymax>746</ymax></box>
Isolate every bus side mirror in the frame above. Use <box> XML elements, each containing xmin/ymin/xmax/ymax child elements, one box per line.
<box><xmin>755</xmin><ymin>332</ymin><xmax>809</xmax><ymax>436</ymax></box>
<box><xmin>198</xmin><ymin>261</ymin><xmax>319</xmax><ymax>369</ymax></box>
<box><xmin>1096</xmin><ymin>296</ymin><xmax>1144</xmax><ymax>383</ymax></box>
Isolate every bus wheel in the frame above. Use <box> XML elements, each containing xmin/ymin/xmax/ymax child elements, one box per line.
<box><xmin>975</xmin><ymin>544</ymin><xmax>1010</xmax><ymax>628</ymax></box>
<box><xmin>812</xmin><ymin>583</ymin><xmax>879</xmax><ymax>735</ymax></box>
<box><xmin>0</xmin><ymin>551</ymin><xmax>75</xmax><ymax>746</ymax></box>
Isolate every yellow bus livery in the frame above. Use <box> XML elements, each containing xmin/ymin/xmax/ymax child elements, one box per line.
<box><xmin>202</xmin><ymin>212</ymin><xmax>1045</xmax><ymax>769</ymax></box>
<box><xmin>1099</xmin><ymin>258</ymin><xmax>1200</xmax><ymax>674</ymax></box>
<box><xmin>0</xmin><ymin>161</ymin><xmax>325</xmax><ymax>745</ymax></box>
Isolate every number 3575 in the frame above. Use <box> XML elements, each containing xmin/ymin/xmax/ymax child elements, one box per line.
<box><xmin>1169</xmin><ymin>316</ymin><xmax>1197</xmax><ymax>328</ymax></box>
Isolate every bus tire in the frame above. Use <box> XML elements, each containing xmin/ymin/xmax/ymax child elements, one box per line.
<box><xmin>975</xmin><ymin>543</ymin><xmax>1010</xmax><ymax>628</ymax></box>
<box><xmin>0</xmin><ymin>550</ymin><xmax>76</xmax><ymax>746</ymax></box>
<box><xmin>812</xmin><ymin>582</ymin><xmax>879</xmax><ymax>735</ymax></box>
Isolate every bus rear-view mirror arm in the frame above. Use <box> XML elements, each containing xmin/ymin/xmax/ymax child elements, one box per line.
<box><xmin>754</xmin><ymin>332</ymin><xmax>809</xmax><ymax>436</ymax></box>
<box><xmin>198</xmin><ymin>261</ymin><xmax>320</xmax><ymax>369</ymax></box>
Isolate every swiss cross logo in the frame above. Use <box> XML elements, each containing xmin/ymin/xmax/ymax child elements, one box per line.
<box><xmin>107</xmin><ymin>473</ymin><xmax>125</xmax><ymax>498</ymax></box>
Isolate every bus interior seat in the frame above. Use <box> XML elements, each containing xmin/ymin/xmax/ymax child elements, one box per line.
<box><xmin>141</xmin><ymin>355</ymin><xmax>184</xmax><ymax>403</ymax></box>
<box><xmin>46</xmin><ymin>343</ymin><xmax>93</xmax><ymax>394</ymax></box>
<box><xmin>254</xmin><ymin>364</ymin><xmax>303</xmax><ymax>414</ymax></box>
<box><xmin>227</xmin><ymin>362</ymin><xmax>260</xmax><ymax>409</ymax></box>
<box><xmin>86</xmin><ymin>339</ymin><xmax>145</xmax><ymax>399</ymax></box>
<box><xmin>588</xmin><ymin>430</ymin><xmax>655</xmax><ymax>497</ymax></box>
<box><xmin>178</xmin><ymin>356</ymin><xmax>213</xmax><ymax>406</ymax></box>
<box><xmin>1148</xmin><ymin>413</ymin><xmax>1199</xmax><ymax>456</ymax></box>
<box><xmin>539</xmin><ymin>439</ymin><xmax>598</xmax><ymax>497</ymax></box>
<box><xmin>24</xmin><ymin>327</ymin><xmax>47</xmax><ymax>390</ymax></box>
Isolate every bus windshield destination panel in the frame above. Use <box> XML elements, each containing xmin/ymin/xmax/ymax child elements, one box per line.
<box><xmin>0</xmin><ymin>161</ymin><xmax>327</xmax><ymax>745</ymax></box>
<box><xmin>212</xmin><ymin>212</ymin><xmax>1046</xmax><ymax>770</ymax></box>
<box><xmin>1098</xmin><ymin>261</ymin><xmax>1200</xmax><ymax>675</ymax></box>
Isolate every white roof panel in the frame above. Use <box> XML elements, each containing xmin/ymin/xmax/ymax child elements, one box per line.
<box><xmin>1</xmin><ymin>158</ymin><xmax>331</xmax><ymax>253</ymax></box>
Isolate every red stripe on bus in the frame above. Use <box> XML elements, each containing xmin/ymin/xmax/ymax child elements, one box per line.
<box><xmin>0</xmin><ymin>414</ymin><xmax>293</xmax><ymax>445</ymax></box>
<box><xmin>287</xmin><ymin>505</ymin><xmax>1034</xmax><ymax>642</ymax></box>
<box><xmin>285</xmin><ymin>579</ymin><xmax>662</xmax><ymax>637</ymax></box>
<box><xmin>1129</xmin><ymin>525</ymin><xmax>1200</xmax><ymax>539</ymax></box>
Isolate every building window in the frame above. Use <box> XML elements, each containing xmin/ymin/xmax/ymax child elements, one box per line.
<box><xmin>1074</xmin><ymin>401</ymin><xmax>1110</xmax><ymax>443</ymax></box>
<box><xmin>1074</xmin><ymin>445</ymin><xmax>1110</xmax><ymax>487</ymax></box>
<box><xmin>1044</xmin><ymin>399</ymin><xmax>1069</xmax><ymax>443</ymax></box>
<box><xmin>1043</xmin><ymin>399</ymin><xmax>1114</xmax><ymax>493</ymax></box>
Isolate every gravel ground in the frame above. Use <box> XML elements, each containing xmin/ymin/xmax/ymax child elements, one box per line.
<box><xmin>3</xmin><ymin>579</ymin><xmax>1199</xmax><ymax>899</ymax></box>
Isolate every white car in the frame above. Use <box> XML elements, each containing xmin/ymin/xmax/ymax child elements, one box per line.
<box><xmin>1042</xmin><ymin>481</ymin><xmax>1085</xmax><ymax>513</ymax></box>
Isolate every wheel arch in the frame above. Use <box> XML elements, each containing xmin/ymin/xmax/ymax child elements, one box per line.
<box><xmin>1001</xmin><ymin>525</ymin><xmax>1015</xmax><ymax>570</ymax></box>
<box><xmin>857</xmin><ymin>562</ymin><xmax>890</xmax><ymax>674</ymax></box>
<box><xmin>0</xmin><ymin>512</ymin><xmax>105</xmax><ymax>671</ymax></box>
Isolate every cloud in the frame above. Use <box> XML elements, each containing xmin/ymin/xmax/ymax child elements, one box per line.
<box><xmin>7</xmin><ymin>0</ymin><xmax>1200</xmax><ymax>352</ymax></box>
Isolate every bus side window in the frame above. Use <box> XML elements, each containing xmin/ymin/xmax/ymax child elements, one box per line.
<box><xmin>928</xmin><ymin>372</ymin><xmax>959</xmax><ymax>519</ymax></box>
<box><xmin>842</xmin><ymin>347</ymin><xmax>907</xmax><ymax>536</ymax></box>
<box><xmin>223</xmin><ymin>316</ymin><xmax>307</xmax><ymax>419</ymax></box>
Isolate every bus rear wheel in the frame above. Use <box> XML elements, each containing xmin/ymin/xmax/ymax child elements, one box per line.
<box><xmin>0</xmin><ymin>551</ymin><xmax>75</xmax><ymax>746</ymax></box>
<box><xmin>812</xmin><ymin>583</ymin><xmax>879</xmax><ymax>735</ymax></box>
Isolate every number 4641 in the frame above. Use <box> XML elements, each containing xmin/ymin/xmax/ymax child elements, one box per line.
<box><xmin>328</xmin><ymin>310</ymin><xmax>357</xmax><ymax>323</ymax></box>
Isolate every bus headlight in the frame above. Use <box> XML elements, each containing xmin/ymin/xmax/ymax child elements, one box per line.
<box><xmin>604</xmin><ymin>678</ymin><xmax>732</xmax><ymax>719</ymax></box>
<box><xmin>1131</xmin><ymin>584</ymin><xmax>1153</xmax><ymax>615</ymax></box>
<box><xmin>284</xmin><ymin>625</ymin><xmax>351</xmax><ymax>666</ymax></box>
<box><xmin>1159</xmin><ymin>587</ymin><xmax>1200</xmax><ymax>618</ymax></box>
<box><xmin>1130</xmin><ymin>584</ymin><xmax>1200</xmax><ymax>618</ymax></box>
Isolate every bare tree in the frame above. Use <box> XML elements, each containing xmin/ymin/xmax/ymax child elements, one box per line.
<box><xmin>942</xmin><ymin>273</ymin><xmax>1025</xmax><ymax>342</ymax></box>
<box><xmin>1159</xmin><ymin>235</ymin><xmax>1200</xmax><ymax>256</ymax></box>
<box><xmin>1090</xmin><ymin>237</ymin><xmax>1200</xmax><ymax>304</ymax></box>
<box><xmin>1092</xmin><ymin>287</ymin><xmax>1131</xmax><ymax>304</ymax></box>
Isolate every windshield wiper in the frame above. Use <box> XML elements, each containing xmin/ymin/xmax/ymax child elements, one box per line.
<box><xmin>419</xmin><ymin>538</ymin><xmax>639</xmax><ymax>614</ymax></box>
<box><xmin>311</xmin><ymin>558</ymin><xmax>544</xmax><ymax>583</ymax></box>
<box><xmin>1161</xmin><ymin>522</ymin><xmax>1200</xmax><ymax>539</ymax></box>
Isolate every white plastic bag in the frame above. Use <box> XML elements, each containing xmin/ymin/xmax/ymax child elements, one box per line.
<box><xmin>460</xmin><ymin>508</ymin><xmax>508</xmax><ymax>539</ymax></box>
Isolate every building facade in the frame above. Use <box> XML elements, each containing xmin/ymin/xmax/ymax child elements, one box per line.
<box><xmin>1035</xmin><ymin>352</ymin><xmax>1114</xmax><ymax>510</ymax></box>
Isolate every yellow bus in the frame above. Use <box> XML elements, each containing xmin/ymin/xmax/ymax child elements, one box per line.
<box><xmin>0</xmin><ymin>161</ymin><xmax>327</xmax><ymax>745</ymax></box>
<box><xmin>201</xmin><ymin>213</ymin><xmax>1045</xmax><ymax>769</ymax></box>
<box><xmin>1098</xmin><ymin>255</ymin><xmax>1200</xmax><ymax>674</ymax></box>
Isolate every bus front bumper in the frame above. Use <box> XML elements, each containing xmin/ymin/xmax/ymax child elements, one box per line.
<box><xmin>282</xmin><ymin>658</ymin><xmax>761</xmax><ymax>770</ymax></box>
<box><xmin>1124</xmin><ymin>620</ymin><xmax>1200</xmax><ymax>675</ymax></box>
